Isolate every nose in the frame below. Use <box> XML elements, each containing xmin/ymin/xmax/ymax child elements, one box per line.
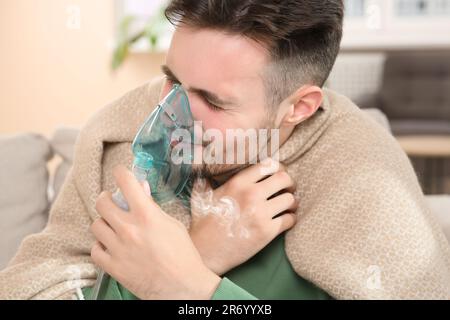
<box><xmin>161</xmin><ymin>81</ymin><xmax>202</xmax><ymax>125</ymax></box>
<box><xmin>184</xmin><ymin>91</ymin><xmax>200</xmax><ymax>122</ymax></box>
<box><xmin>159</xmin><ymin>80</ymin><xmax>172</xmax><ymax>100</ymax></box>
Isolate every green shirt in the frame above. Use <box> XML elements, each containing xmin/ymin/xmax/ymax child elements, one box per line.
<box><xmin>83</xmin><ymin>233</ymin><xmax>331</xmax><ymax>300</ymax></box>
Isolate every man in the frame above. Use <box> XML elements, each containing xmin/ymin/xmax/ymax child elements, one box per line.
<box><xmin>1</xmin><ymin>0</ymin><xmax>450</xmax><ymax>300</ymax></box>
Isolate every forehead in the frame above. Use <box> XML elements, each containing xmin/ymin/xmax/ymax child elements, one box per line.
<box><xmin>166</xmin><ymin>26</ymin><xmax>268</xmax><ymax>97</ymax></box>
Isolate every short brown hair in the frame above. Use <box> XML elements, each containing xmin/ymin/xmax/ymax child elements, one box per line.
<box><xmin>165</xmin><ymin>0</ymin><xmax>344</xmax><ymax>108</ymax></box>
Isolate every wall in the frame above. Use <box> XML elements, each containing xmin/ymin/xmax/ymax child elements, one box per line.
<box><xmin>0</xmin><ymin>0</ymin><xmax>166</xmax><ymax>138</ymax></box>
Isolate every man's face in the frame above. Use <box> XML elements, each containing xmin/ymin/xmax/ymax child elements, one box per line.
<box><xmin>160</xmin><ymin>26</ymin><xmax>276</xmax><ymax>177</ymax></box>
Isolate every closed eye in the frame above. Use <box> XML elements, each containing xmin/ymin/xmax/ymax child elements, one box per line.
<box><xmin>203</xmin><ymin>99</ymin><xmax>223</xmax><ymax>112</ymax></box>
<box><xmin>165</xmin><ymin>76</ymin><xmax>223</xmax><ymax>112</ymax></box>
<box><xmin>165</xmin><ymin>75</ymin><xmax>180</xmax><ymax>85</ymax></box>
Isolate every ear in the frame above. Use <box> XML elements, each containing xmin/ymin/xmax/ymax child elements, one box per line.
<box><xmin>279</xmin><ymin>86</ymin><xmax>323</xmax><ymax>127</ymax></box>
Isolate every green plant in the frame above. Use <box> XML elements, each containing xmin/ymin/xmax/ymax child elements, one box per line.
<box><xmin>112</xmin><ymin>6</ymin><xmax>168</xmax><ymax>70</ymax></box>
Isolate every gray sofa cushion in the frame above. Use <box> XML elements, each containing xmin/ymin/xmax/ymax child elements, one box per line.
<box><xmin>49</xmin><ymin>127</ymin><xmax>79</xmax><ymax>200</ymax></box>
<box><xmin>379</xmin><ymin>52</ymin><xmax>450</xmax><ymax>122</ymax></box>
<box><xmin>0</xmin><ymin>133</ymin><xmax>53</xmax><ymax>270</ymax></box>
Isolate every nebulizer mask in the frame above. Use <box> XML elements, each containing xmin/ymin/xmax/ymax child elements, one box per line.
<box><xmin>90</xmin><ymin>84</ymin><xmax>194</xmax><ymax>300</ymax></box>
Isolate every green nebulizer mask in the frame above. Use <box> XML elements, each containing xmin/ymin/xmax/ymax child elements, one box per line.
<box><xmin>90</xmin><ymin>84</ymin><xmax>194</xmax><ymax>300</ymax></box>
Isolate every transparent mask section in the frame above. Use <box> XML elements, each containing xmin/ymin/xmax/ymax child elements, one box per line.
<box><xmin>131</xmin><ymin>84</ymin><xmax>194</xmax><ymax>203</ymax></box>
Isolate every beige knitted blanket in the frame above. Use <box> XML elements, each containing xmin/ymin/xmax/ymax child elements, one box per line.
<box><xmin>1</xmin><ymin>78</ymin><xmax>450</xmax><ymax>299</ymax></box>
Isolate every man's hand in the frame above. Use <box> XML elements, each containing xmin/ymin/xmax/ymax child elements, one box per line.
<box><xmin>189</xmin><ymin>158</ymin><xmax>299</xmax><ymax>276</ymax></box>
<box><xmin>90</xmin><ymin>165</ymin><xmax>221</xmax><ymax>300</ymax></box>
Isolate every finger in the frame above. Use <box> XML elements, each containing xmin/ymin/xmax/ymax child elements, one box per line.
<box><xmin>141</xmin><ymin>180</ymin><xmax>151</xmax><ymax>197</ymax></box>
<box><xmin>257</xmin><ymin>170</ymin><xmax>296</xmax><ymax>199</ymax></box>
<box><xmin>271</xmin><ymin>213</ymin><xmax>297</xmax><ymax>235</ymax></box>
<box><xmin>113</xmin><ymin>165</ymin><xmax>156</xmax><ymax>211</ymax></box>
<box><xmin>90</xmin><ymin>218</ymin><xmax>119</xmax><ymax>253</ymax></box>
<box><xmin>266</xmin><ymin>192</ymin><xmax>299</xmax><ymax>218</ymax></box>
<box><xmin>234</xmin><ymin>158</ymin><xmax>284</xmax><ymax>184</ymax></box>
<box><xmin>95</xmin><ymin>191</ymin><xmax>125</xmax><ymax>232</ymax></box>
<box><xmin>91</xmin><ymin>241</ymin><xmax>113</xmax><ymax>270</ymax></box>
<box><xmin>257</xmin><ymin>157</ymin><xmax>285</xmax><ymax>178</ymax></box>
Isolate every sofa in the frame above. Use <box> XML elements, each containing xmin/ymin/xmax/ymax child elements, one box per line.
<box><xmin>358</xmin><ymin>52</ymin><xmax>450</xmax><ymax>136</ymax></box>
<box><xmin>0</xmin><ymin>128</ymin><xmax>79</xmax><ymax>269</ymax></box>
<box><xmin>1</xmin><ymin>110</ymin><xmax>449</xmax><ymax>270</ymax></box>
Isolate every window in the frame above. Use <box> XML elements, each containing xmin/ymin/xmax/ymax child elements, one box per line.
<box><xmin>342</xmin><ymin>0</ymin><xmax>450</xmax><ymax>50</ymax></box>
<box><xmin>345</xmin><ymin>0</ymin><xmax>367</xmax><ymax>17</ymax></box>
<box><xmin>115</xmin><ymin>0</ymin><xmax>450</xmax><ymax>52</ymax></box>
<box><xmin>395</xmin><ymin>0</ymin><xmax>450</xmax><ymax>16</ymax></box>
<box><xmin>115</xmin><ymin>0</ymin><xmax>172</xmax><ymax>52</ymax></box>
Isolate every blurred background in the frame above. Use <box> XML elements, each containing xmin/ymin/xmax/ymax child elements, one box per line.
<box><xmin>0</xmin><ymin>0</ymin><xmax>449</xmax><ymax>190</ymax></box>
<box><xmin>1</xmin><ymin>0</ymin><xmax>450</xmax><ymax>270</ymax></box>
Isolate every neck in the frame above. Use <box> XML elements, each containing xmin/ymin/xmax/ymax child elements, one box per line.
<box><xmin>278</xmin><ymin>124</ymin><xmax>296</xmax><ymax>150</ymax></box>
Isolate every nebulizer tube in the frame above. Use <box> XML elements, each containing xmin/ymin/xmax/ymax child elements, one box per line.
<box><xmin>89</xmin><ymin>84</ymin><xmax>194</xmax><ymax>300</ymax></box>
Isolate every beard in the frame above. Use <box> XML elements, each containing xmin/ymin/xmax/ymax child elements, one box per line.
<box><xmin>189</xmin><ymin>117</ymin><xmax>278</xmax><ymax>182</ymax></box>
<box><xmin>191</xmin><ymin>162</ymin><xmax>247</xmax><ymax>180</ymax></box>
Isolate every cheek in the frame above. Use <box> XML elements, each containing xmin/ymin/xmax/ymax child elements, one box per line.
<box><xmin>202</xmin><ymin>115</ymin><xmax>228</xmax><ymax>133</ymax></box>
<box><xmin>189</xmin><ymin>97</ymin><xmax>229</xmax><ymax>132</ymax></box>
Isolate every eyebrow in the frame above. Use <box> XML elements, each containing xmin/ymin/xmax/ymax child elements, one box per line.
<box><xmin>161</xmin><ymin>64</ymin><xmax>236</xmax><ymax>107</ymax></box>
